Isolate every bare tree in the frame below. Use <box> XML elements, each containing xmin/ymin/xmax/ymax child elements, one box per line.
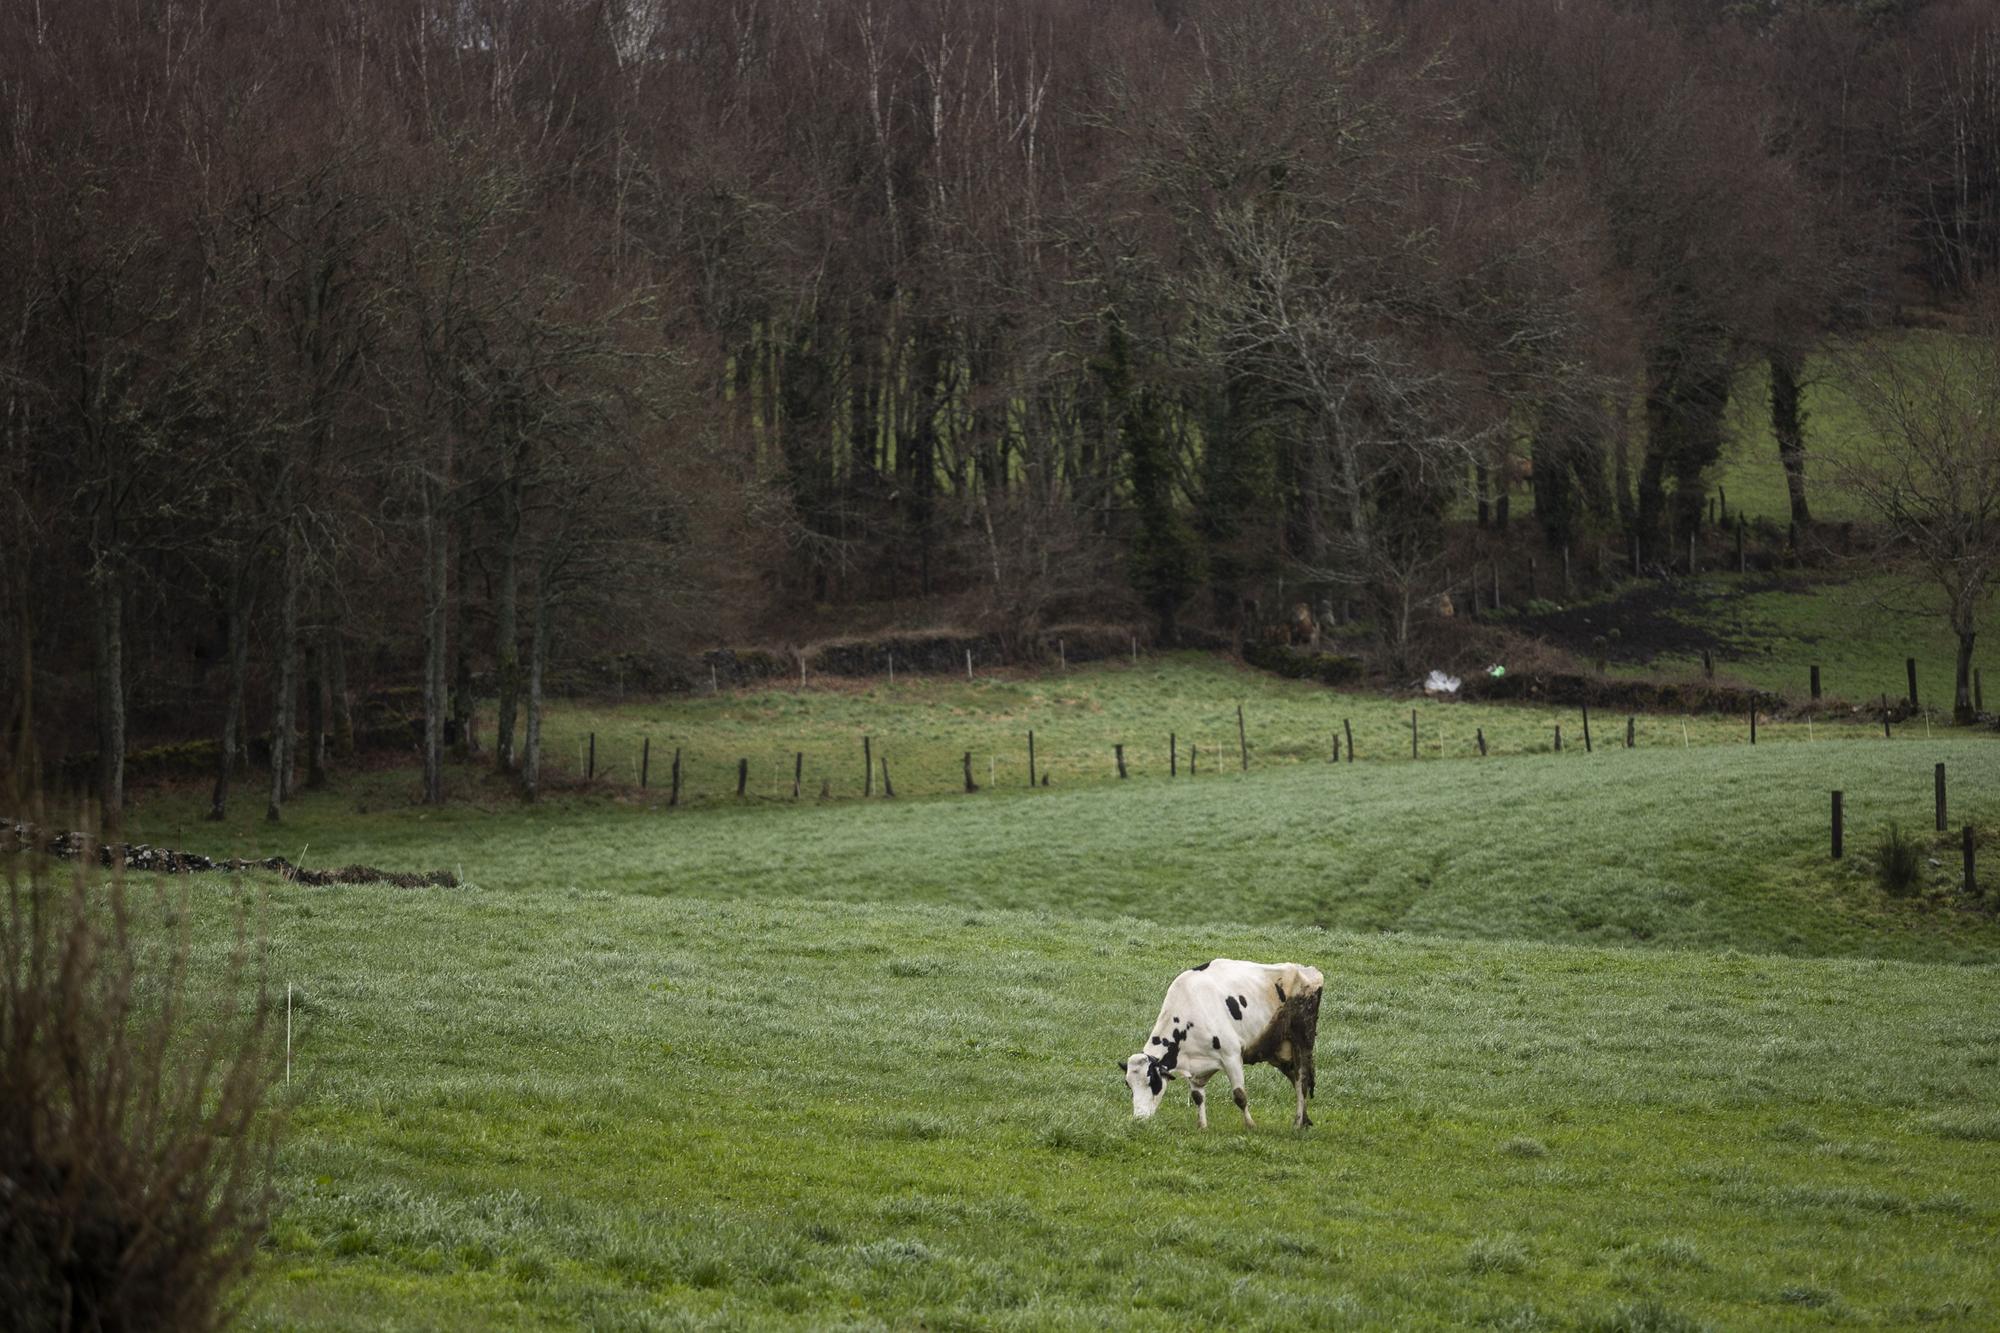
<box><xmin>1835</xmin><ymin>294</ymin><xmax>2000</xmax><ymax>722</ymax></box>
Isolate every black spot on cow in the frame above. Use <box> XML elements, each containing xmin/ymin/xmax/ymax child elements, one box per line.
<box><xmin>1146</xmin><ymin>1058</ymin><xmax>1164</xmax><ymax>1096</ymax></box>
<box><xmin>1276</xmin><ymin>984</ymin><xmax>1286</xmax><ymax>1002</ymax></box>
<box><xmin>1191</xmin><ymin>1088</ymin><xmax>1204</xmax><ymax>1106</ymax></box>
<box><xmin>1238</xmin><ymin>995</ymin><xmax>1249</xmax><ymax>1009</ymax></box>
<box><xmin>1211</xmin><ymin>1036</ymin><xmax>1220</xmax><ymax>1049</ymax></box>
<box><xmin>1150</xmin><ymin>1037</ymin><xmax>1163</xmax><ymax>1047</ymax></box>
<box><xmin>1192</xmin><ymin>961</ymin><xmax>1210</xmax><ymax>971</ymax></box>
<box><xmin>1225</xmin><ymin>996</ymin><xmax>1243</xmax><ymax>1021</ymax></box>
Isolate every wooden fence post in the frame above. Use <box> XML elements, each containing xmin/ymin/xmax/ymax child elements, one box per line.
<box><xmin>1750</xmin><ymin>701</ymin><xmax>1757</xmax><ymax>745</ymax></box>
<box><xmin>1115</xmin><ymin>744</ymin><xmax>1128</xmax><ymax>779</ymax></box>
<box><xmin>1332</xmin><ymin>733</ymin><xmax>1341</xmax><ymax>763</ymax></box>
<box><xmin>1831</xmin><ymin>790</ymin><xmax>1843</xmax><ymax>859</ymax></box>
<box><xmin>1936</xmin><ymin>762</ymin><xmax>1948</xmax><ymax>832</ymax></box>
<box><xmin>864</xmin><ymin>736</ymin><xmax>873</xmax><ymax>797</ymax></box>
<box><xmin>1907</xmin><ymin>657</ymin><xmax>1919</xmax><ymax>708</ymax></box>
<box><xmin>1411</xmin><ymin>709</ymin><xmax>1419</xmax><ymax>760</ymax></box>
<box><xmin>1344</xmin><ymin>718</ymin><xmax>1355</xmax><ymax>763</ymax></box>
<box><xmin>1581</xmin><ymin>704</ymin><xmax>1592</xmax><ymax>753</ymax></box>
<box><xmin>641</xmin><ymin>737</ymin><xmax>650</xmax><ymax>788</ymax></box>
<box><xmin>1237</xmin><ymin>705</ymin><xmax>1249</xmax><ymax>771</ymax></box>
<box><xmin>588</xmin><ymin>732</ymin><xmax>596</xmax><ymax>781</ymax></box>
<box><xmin>1476</xmin><ymin>727</ymin><xmax>1486</xmax><ymax>757</ymax></box>
<box><xmin>1626</xmin><ymin>715</ymin><xmax>1635</xmax><ymax>749</ymax></box>
<box><xmin>1190</xmin><ymin>743</ymin><xmax>1197</xmax><ymax>776</ymax></box>
<box><xmin>1702</xmin><ymin>648</ymin><xmax>1714</xmax><ymax>679</ymax></box>
<box><xmin>963</xmin><ymin>751</ymin><xmax>977</xmax><ymax>793</ymax></box>
<box><xmin>1882</xmin><ymin>694</ymin><xmax>1892</xmax><ymax>739</ymax></box>
<box><xmin>1554</xmin><ymin>724</ymin><xmax>1563</xmax><ymax>752</ymax></box>
<box><xmin>1028</xmin><ymin>731</ymin><xmax>1036</xmax><ymax>787</ymax></box>
<box><xmin>1810</xmin><ymin>665</ymin><xmax>1821</xmax><ymax>700</ymax></box>
<box><xmin>736</xmin><ymin>758</ymin><xmax>748</xmax><ymax>797</ymax></box>
<box><xmin>793</xmin><ymin>752</ymin><xmax>803</xmax><ymax>799</ymax></box>
<box><xmin>1719</xmin><ymin>485</ymin><xmax>1727</xmax><ymax>524</ymax></box>
<box><xmin>881</xmin><ymin>757</ymin><xmax>894</xmax><ymax>797</ymax></box>
<box><xmin>1170</xmin><ymin>733</ymin><xmax>1178</xmax><ymax>776</ymax></box>
<box><xmin>1964</xmin><ymin>825</ymin><xmax>1978</xmax><ymax>897</ymax></box>
<box><xmin>670</xmin><ymin>748</ymin><xmax>681</xmax><ymax>807</ymax></box>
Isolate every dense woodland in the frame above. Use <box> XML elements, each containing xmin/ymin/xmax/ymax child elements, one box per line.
<box><xmin>4</xmin><ymin>0</ymin><xmax>2000</xmax><ymax>821</ymax></box>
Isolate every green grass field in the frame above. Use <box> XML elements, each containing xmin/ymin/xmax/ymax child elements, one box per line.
<box><xmin>82</xmin><ymin>654</ymin><xmax>2000</xmax><ymax>1328</ymax></box>
<box><xmin>1607</xmin><ymin>573</ymin><xmax>1986</xmax><ymax>706</ymax></box>
<box><xmin>180</xmin><ymin>654</ymin><xmax>1964</xmax><ymax>814</ymax></box>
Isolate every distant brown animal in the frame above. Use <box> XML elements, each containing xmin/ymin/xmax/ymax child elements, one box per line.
<box><xmin>1433</xmin><ymin>591</ymin><xmax>1455</xmax><ymax>619</ymax></box>
<box><xmin>1288</xmin><ymin>602</ymin><xmax>1317</xmax><ymax>647</ymax></box>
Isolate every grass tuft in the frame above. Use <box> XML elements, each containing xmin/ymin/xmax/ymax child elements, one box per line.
<box><xmin>1874</xmin><ymin>822</ymin><xmax>1924</xmax><ymax>897</ymax></box>
<box><xmin>1464</xmin><ymin>1234</ymin><xmax>1531</xmax><ymax>1275</ymax></box>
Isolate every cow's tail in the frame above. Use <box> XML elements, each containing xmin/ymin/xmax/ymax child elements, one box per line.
<box><xmin>1292</xmin><ymin>966</ymin><xmax>1323</xmax><ymax>1101</ymax></box>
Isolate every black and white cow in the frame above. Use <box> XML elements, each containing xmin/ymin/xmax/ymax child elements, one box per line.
<box><xmin>1121</xmin><ymin>958</ymin><xmax>1324</xmax><ymax>1129</ymax></box>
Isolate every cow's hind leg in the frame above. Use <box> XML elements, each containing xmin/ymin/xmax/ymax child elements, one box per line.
<box><xmin>1223</xmin><ymin>1054</ymin><xmax>1253</xmax><ymax>1128</ymax></box>
<box><xmin>1291</xmin><ymin>1068</ymin><xmax>1312</xmax><ymax>1129</ymax></box>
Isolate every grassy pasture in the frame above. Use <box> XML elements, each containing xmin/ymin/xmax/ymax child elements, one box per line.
<box><xmin>89</xmin><ymin>659</ymin><xmax>2000</xmax><ymax>1328</ymax></box>
<box><xmin>1606</xmin><ymin>573</ymin><xmax>1987</xmax><ymax>705</ymax></box>
<box><xmin>196</xmin><ymin>655</ymin><xmax>1959</xmax><ymax>815</ymax></box>
<box><xmin>204</xmin><ymin>882</ymin><xmax>1999</xmax><ymax>1329</ymax></box>
<box><xmin>136</xmin><ymin>727</ymin><xmax>2000</xmax><ymax>964</ymax></box>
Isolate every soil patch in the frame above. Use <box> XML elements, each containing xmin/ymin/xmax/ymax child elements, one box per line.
<box><xmin>1506</xmin><ymin>575</ymin><xmax>1813</xmax><ymax>666</ymax></box>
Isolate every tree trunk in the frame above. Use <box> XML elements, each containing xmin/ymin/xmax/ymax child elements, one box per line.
<box><xmin>1770</xmin><ymin>347</ymin><xmax>1812</xmax><ymax>526</ymax></box>
<box><xmin>328</xmin><ymin>629</ymin><xmax>353</xmax><ymax>758</ymax></box>
<box><xmin>305</xmin><ymin>635</ymin><xmax>327</xmax><ymax>788</ymax></box>
<box><xmin>523</xmin><ymin>580</ymin><xmax>549</xmax><ymax>802</ymax></box>
<box><xmin>494</xmin><ymin>507</ymin><xmax>520</xmax><ymax>772</ymax></box>
<box><xmin>421</xmin><ymin>486</ymin><xmax>448</xmax><ymax>805</ymax></box>
<box><xmin>266</xmin><ymin>536</ymin><xmax>300</xmax><ymax>823</ymax></box>
<box><xmin>1956</xmin><ymin>627</ymin><xmax>1977</xmax><ymax>724</ymax></box>
<box><xmin>209</xmin><ymin>590</ymin><xmax>248</xmax><ymax>820</ymax></box>
<box><xmin>92</xmin><ymin>564</ymin><xmax>124</xmax><ymax>825</ymax></box>
<box><xmin>450</xmin><ymin>505</ymin><xmax>474</xmax><ymax>757</ymax></box>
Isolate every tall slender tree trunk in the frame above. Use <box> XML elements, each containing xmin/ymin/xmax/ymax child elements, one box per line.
<box><xmin>493</xmin><ymin>508</ymin><xmax>520</xmax><ymax>772</ymax></box>
<box><xmin>1770</xmin><ymin>347</ymin><xmax>1812</xmax><ymax>526</ymax></box>
<box><xmin>523</xmin><ymin>579</ymin><xmax>549</xmax><ymax>802</ymax></box>
<box><xmin>267</xmin><ymin>534</ymin><xmax>300</xmax><ymax>823</ymax></box>
<box><xmin>305</xmin><ymin>635</ymin><xmax>327</xmax><ymax>788</ymax></box>
<box><xmin>450</xmin><ymin>506</ymin><xmax>474</xmax><ymax>756</ymax></box>
<box><xmin>209</xmin><ymin>586</ymin><xmax>249</xmax><ymax>820</ymax></box>
<box><xmin>1956</xmin><ymin>626</ymin><xmax>1977</xmax><ymax>724</ymax></box>
<box><xmin>91</xmin><ymin>563</ymin><xmax>124</xmax><ymax>825</ymax></box>
<box><xmin>421</xmin><ymin>484</ymin><xmax>448</xmax><ymax>805</ymax></box>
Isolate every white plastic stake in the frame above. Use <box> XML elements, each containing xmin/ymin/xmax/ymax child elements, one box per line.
<box><xmin>966</xmin><ymin>649</ymin><xmax>973</xmax><ymax>680</ymax></box>
<box><xmin>1681</xmin><ymin>718</ymin><xmax>1690</xmax><ymax>749</ymax></box>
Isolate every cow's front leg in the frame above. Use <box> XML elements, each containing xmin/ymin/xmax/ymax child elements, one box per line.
<box><xmin>1223</xmin><ymin>1055</ymin><xmax>1253</xmax><ymax>1128</ymax></box>
<box><xmin>1190</xmin><ymin>1073</ymin><xmax>1211</xmax><ymax>1130</ymax></box>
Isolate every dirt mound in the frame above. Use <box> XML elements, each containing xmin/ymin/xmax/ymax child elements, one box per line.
<box><xmin>4</xmin><ymin>821</ymin><xmax>458</xmax><ymax>888</ymax></box>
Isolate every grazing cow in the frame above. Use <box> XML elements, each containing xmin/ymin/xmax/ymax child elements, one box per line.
<box><xmin>1121</xmin><ymin>959</ymin><xmax>1324</xmax><ymax>1129</ymax></box>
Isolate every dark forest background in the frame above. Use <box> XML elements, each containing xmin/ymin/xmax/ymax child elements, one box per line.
<box><xmin>5</xmin><ymin>0</ymin><xmax>1999</xmax><ymax>821</ymax></box>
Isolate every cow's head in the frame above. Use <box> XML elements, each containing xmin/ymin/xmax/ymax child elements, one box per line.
<box><xmin>1122</xmin><ymin>1052</ymin><xmax>1171</xmax><ymax>1118</ymax></box>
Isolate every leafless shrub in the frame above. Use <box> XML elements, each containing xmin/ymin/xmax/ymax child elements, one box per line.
<box><xmin>1</xmin><ymin>808</ymin><xmax>281</xmax><ymax>1332</ymax></box>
